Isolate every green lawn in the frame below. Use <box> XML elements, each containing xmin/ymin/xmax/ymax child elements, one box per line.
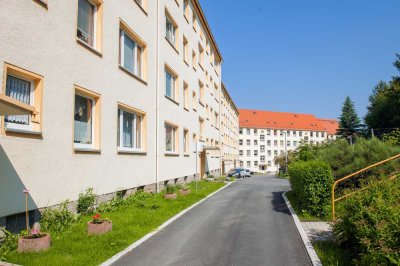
<box><xmin>5</xmin><ymin>181</ymin><xmax>226</xmax><ymax>266</ymax></box>
<box><xmin>314</xmin><ymin>241</ymin><xmax>354</xmax><ymax>266</ymax></box>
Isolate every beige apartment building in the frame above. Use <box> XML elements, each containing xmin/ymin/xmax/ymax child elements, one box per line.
<box><xmin>221</xmin><ymin>83</ymin><xmax>239</xmax><ymax>174</ymax></box>
<box><xmin>0</xmin><ymin>0</ymin><xmax>237</xmax><ymax>231</ymax></box>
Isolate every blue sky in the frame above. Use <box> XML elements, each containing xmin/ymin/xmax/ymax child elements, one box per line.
<box><xmin>200</xmin><ymin>0</ymin><xmax>400</xmax><ymax>120</ymax></box>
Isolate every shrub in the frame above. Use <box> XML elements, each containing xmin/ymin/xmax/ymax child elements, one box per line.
<box><xmin>165</xmin><ymin>185</ymin><xmax>176</xmax><ymax>194</ymax></box>
<box><xmin>77</xmin><ymin>188</ymin><xmax>96</xmax><ymax>214</ymax></box>
<box><xmin>0</xmin><ymin>228</ymin><xmax>18</xmax><ymax>261</ymax></box>
<box><xmin>41</xmin><ymin>201</ymin><xmax>77</xmax><ymax>233</ymax></box>
<box><xmin>288</xmin><ymin>160</ymin><xmax>333</xmax><ymax>217</ymax></box>
<box><xmin>334</xmin><ymin>178</ymin><xmax>400</xmax><ymax>265</ymax></box>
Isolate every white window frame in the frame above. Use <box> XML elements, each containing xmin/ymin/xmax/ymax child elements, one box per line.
<box><xmin>165</xmin><ymin>70</ymin><xmax>176</xmax><ymax>99</ymax></box>
<box><xmin>4</xmin><ymin>74</ymin><xmax>35</xmax><ymax>132</ymax></box>
<box><xmin>77</xmin><ymin>0</ymin><xmax>98</xmax><ymax>48</ymax></box>
<box><xmin>166</xmin><ymin>15</ymin><xmax>176</xmax><ymax>45</ymax></box>
<box><xmin>165</xmin><ymin>124</ymin><xmax>177</xmax><ymax>153</ymax></box>
<box><xmin>117</xmin><ymin>109</ymin><xmax>143</xmax><ymax>152</ymax></box>
<box><xmin>120</xmin><ymin>29</ymin><xmax>142</xmax><ymax>78</ymax></box>
<box><xmin>74</xmin><ymin>93</ymin><xmax>95</xmax><ymax>150</ymax></box>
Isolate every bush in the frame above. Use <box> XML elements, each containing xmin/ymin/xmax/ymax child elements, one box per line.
<box><xmin>165</xmin><ymin>185</ymin><xmax>176</xmax><ymax>194</ymax></box>
<box><xmin>40</xmin><ymin>201</ymin><xmax>77</xmax><ymax>234</ymax></box>
<box><xmin>334</xmin><ymin>178</ymin><xmax>400</xmax><ymax>265</ymax></box>
<box><xmin>0</xmin><ymin>228</ymin><xmax>18</xmax><ymax>262</ymax></box>
<box><xmin>77</xmin><ymin>188</ymin><xmax>96</xmax><ymax>214</ymax></box>
<box><xmin>288</xmin><ymin>160</ymin><xmax>333</xmax><ymax>217</ymax></box>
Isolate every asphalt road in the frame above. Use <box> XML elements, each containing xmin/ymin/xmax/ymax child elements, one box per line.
<box><xmin>113</xmin><ymin>175</ymin><xmax>311</xmax><ymax>266</ymax></box>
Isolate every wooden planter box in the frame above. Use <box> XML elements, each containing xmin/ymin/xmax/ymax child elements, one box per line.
<box><xmin>179</xmin><ymin>189</ymin><xmax>191</xmax><ymax>196</ymax></box>
<box><xmin>163</xmin><ymin>193</ymin><xmax>177</xmax><ymax>199</ymax></box>
<box><xmin>18</xmin><ymin>233</ymin><xmax>51</xmax><ymax>253</ymax></box>
<box><xmin>87</xmin><ymin>220</ymin><xmax>112</xmax><ymax>235</ymax></box>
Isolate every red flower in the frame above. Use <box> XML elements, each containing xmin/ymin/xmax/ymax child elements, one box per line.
<box><xmin>93</xmin><ymin>214</ymin><xmax>100</xmax><ymax>220</ymax></box>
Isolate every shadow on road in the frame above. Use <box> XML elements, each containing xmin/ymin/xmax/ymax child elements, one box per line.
<box><xmin>270</xmin><ymin>191</ymin><xmax>290</xmax><ymax>215</ymax></box>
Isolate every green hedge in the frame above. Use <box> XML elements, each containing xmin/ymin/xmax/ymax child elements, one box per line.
<box><xmin>333</xmin><ymin>178</ymin><xmax>400</xmax><ymax>265</ymax></box>
<box><xmin>288</xmin><ymin>160</ymin><xmax>333</xmax><ymax>217</ymax></box>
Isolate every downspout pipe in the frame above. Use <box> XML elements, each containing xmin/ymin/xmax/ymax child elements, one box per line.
<box><xmin>155</xmin><ymin>0</ymin><xmax>160</xmax><ymax>193</ymax></box>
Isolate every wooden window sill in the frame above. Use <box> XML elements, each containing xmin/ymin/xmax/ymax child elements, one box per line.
<box><xmin>166</xmin><ymin>37</ymin><xmax>179</xmax><ymax>55</ymax></box>
<box><xmin>119</xmin><ymin>65</ymin><xmax>148</xmax><ymax>85</ymax></box>
<box><xmin>165</xmin><ymin>95</ymin><xmax>180</xmax><ymax>106</ymax></box>
<box><xmin>134</xmin><ymin>1</ymin><xmax>148</xmax><ymax>16</ymax></box>
<box><xmin>165</xmin><ymin>152</ymin><xmax>180</xmax><ymax>157</ymax></box>
<box><xmin>77</xmin><ymin>38</ymin><xmax>102</xmax><ymax>57</ymax></box>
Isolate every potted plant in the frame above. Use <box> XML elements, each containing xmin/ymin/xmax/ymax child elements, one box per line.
<box><xmin>163</xmin><ymin>185</ymin><xmax>177</xmax><ymax>199</ymax></box>
<box><xmin>179</xmin><ymin>185</ymin><xmax>191</xmax><ymax>196</ymax></box>
<box><xmin>87</xmin><ymin>214</ymin><xmax>112</xmax><ymax>235</ymax></box>
<box><xmin>18</xmin><ymin>228</ymin><xmax>51</xmax><ymax>253</ymax></box>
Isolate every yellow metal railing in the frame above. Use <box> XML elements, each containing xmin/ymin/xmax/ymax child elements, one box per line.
<box><xmin>331</xmin><ymin>153</ymin><xmax>400</xmax><ymax>220</ymax></box>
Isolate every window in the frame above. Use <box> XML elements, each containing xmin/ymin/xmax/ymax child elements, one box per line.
<box><xmin>254</xmin><ymin>129</ymin><xmax>258</xmax><ymax>135</ymax></box>
<box><xmin>2</xmin><ymin>64</ymin><xmax>44</xmax><ymax>134</ymax></box>
<box><xmin>274</xmin><ymin>140</ymin><xmax>278</xmax><ymax>146</ymax></box>
<box><xmin>254</xmin><ymin>150</ymin><xmax>258</xmax><ymax>156</ymax></box>
<box><xmin>239</xmin><ymin>150</ymin><xmax>243</xmax><ymax>156</ymax></box>
<box><xmin>267</xmin><ymin>161</ymin><xmax>271</xmax><ymax>166</ymax></box>
<box><xmin>254</xmin><ymin>140</ymin><xmax>258</xmax><ymax>145</ymax></box>
<box><xmin>183</xmin><ymin>36</ymin><xmax>189</xmax><ymax>63</ymax></box>
<box><xmin>267</xmin><ymin>140</ymin><xmax>271</xmax><ymax>146</ymax></box>
<box><xmin>260</xmin><ymin>145</ymin><xmax>265</xmax><ymax>152</ymax></box>
<box><xmin>119</xmin><ymin>20</ymin><xmax>147</xmax><ymax>80</ymax></box>
<box><xmin>293</xmin><ymin>141</ymin><xmax>298</xmax><ymax>147</ymax></box>
<box><xmin>267</xmin><ymin>150</ymin><xmax>271</xmax><ymax>156</ymax></box>
<box><xmin>74</xmin><ymin>86</ymin><xmax>101</xmax><ymax>150</ymax></box>
<box><xmin>293</xmin><ymin>131</ymin><xmax>297</xmax><ymax>137</ymax></box>
<box><xmin>260</xmin><ymin>156</ymin><xmax>265</xmax><ymax>162</ymax></box>
<box><xmin>199</xmin><ymin>117</ymin><xmax>204</xmax><ymax>141</ymax></box>
<box><xmin>165</xmin><ymin>123</ymin><xmax>178</xmax><ymax>153</ymax></box>
<box><xmin>192</xmin><ymin>13</ymin><xmax>197</xmax><ymax>31</ymax></box>
<box><xmin>240</xmin><ymin>161</ymin><xmax>244</xmax><ymax>167</ymax></box>
<box><xmin>77</xmin><ymin>0</ymin><xmax>103</xmax><ymax>51</ymax></box>
<box><xmin>274</xmin><ymin>150</ymin><xmax>278</xmax><ymax>156</ymax></box>
<box><xmin>246</xmin><ymin>129</ymin><xmax>250</xmax><ymax>135</ymax></box>
<box><xmin>192</xmin><ymin>91</ymin><xmax>197</xmax><ymax>110</ymax></box>
<box><xmin>247</xmin><ymin>161</ymin><xmax>251</xmax><ymax>167</ymax></box>
<box><xmin>214</xmin><ymin>112</ymin><xmax>219</xmax><ymax>128</ymax></box>
<box><xmin>254</xmin><ymin>161</ymin><xmax>258</xmax><ymax>166</ymax></box>
<box><xmin>239</xmin><ymin>139</ymin><xmax>243</xmax><ymax>145</ymax></box>
<box><xmin>273</xmin><ymin>130</ymin><xmax>277</xmax><ymax>136</ymax></box>
<box><xmin>199</xmin><ymin>81</ymin><xmax>204</xmax><ymax>104</ymax></box>
<box><xmin>192</xmin><ymin>50</ymin><xmax>197</xmax><ymax>69</ymax></box>
<box><xmin>246</xmin><ymin>140</ymin><xmax>250</xmax><ymax>146</ymax></box>
<box><xmin>183</xmin><ymin>0</ymin><xmax>189</xmax><ymax>19</ymax></box>
<box><xmin>247</xmin><ymin>150</ymin><xmax>251</xmax><ymax>156</ymax></box>
<box><xmin>183</xmin><ymin>129</ymin><xmax>189</xmax><ymax>154</ymax></box>
<box><xmin>199</xmin><ymin>44</ymin><xmax>204</xmax><ymax>68</ymax></box>
<box><xmin>165</xmin><ymin>12</ymin><xmax>177</xmax><ymax>48</ymax></box>
<box><xmin>267</xmin><ymin>129</ymin><xmax>271</xmax><ymax>136</ymax></box>
<box><xmin>165</xmin><ymin>65</ymin><xmax>178</xmax><ymax>102</ymax></box>
<box><xmin>260</xmin><ymin>135</ymin><xmax>265</xmax><ymax>141</ymax></box>
<box><xmin>239</xmin><ymin>129</ymin><xmax>243</xmax><ymax>134</ymax></box>
<box><xmin>299</xmin><ymin>131</ymin><xmax>303</xmax><ymax>137</ymax></box>
<box><xmin>280</xmin><ymin>140</ymin><xmax>284</xmax><ymax>146</ymax></box>
<box><xmin>117</xmin><ymin>104</ymin><xmax>145</xmax><ymax>152</ymax></box>
<box><xmin>183</xmin><ymin>82</ymin><xmax>189</xmax><ymax>110</ymax></box>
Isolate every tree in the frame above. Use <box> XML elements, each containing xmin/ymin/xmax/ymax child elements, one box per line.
<box><xmin>338</xmin><ymin>96</ymin><xmax>361</xmax><ymax>138</ymax></box>
<box><xmin>364</xmin><ymin>55</ymin><xmax>400</xmax><ymax>136</ymax></box>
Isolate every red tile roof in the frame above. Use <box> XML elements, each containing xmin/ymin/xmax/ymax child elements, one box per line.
<box><xmin>239</xmin><ymin>109</ymin><xmax>338</xmax><ymax>133</ymax></box>
<box><xmin>318</xmin><ymin>119</ymin><xmax>339</xmax><ymax>135</ymax></box>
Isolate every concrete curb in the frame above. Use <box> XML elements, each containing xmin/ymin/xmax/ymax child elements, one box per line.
<box><xmin>282</xmin><ymin>191</ymin><xmax>322</xmax><ymax>266</ymax></box>
<box><xmin>101</xmin><ymin>181</ymin><xmax>235</xmax><ymax>266</ymax></box>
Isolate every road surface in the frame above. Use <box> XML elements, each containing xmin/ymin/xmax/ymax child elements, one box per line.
<box><xmin>113</xmin><ymin>175</ymin><xmax>311</xmax><ymax>266</ymax></box>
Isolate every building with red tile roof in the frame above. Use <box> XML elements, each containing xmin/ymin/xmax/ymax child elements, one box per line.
<box><xmin>238</xmin><ymin>109</ymin><xmax>338</xmax><ymax>174</ymax></box>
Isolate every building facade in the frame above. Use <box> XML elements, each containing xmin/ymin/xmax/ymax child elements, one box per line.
<box><xmin>238</xmin><ymin>109</ymin><xmax>338</xmax><ymax>174</ymax></box>
<box><xmin>0</xmin><ymin>0</ymin><xmax>238</xmax><ymax>230</ymax></box>
<box><xmin>221</xmin><ymin>83</ymin><xmax>239</xmax><ymax>174</ymax></box>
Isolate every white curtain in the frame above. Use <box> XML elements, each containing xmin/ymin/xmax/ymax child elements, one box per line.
<box><xmin>5</xmin><ymin>75</ymin><xmax>31</xmax><ymax>125</ymax></box>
